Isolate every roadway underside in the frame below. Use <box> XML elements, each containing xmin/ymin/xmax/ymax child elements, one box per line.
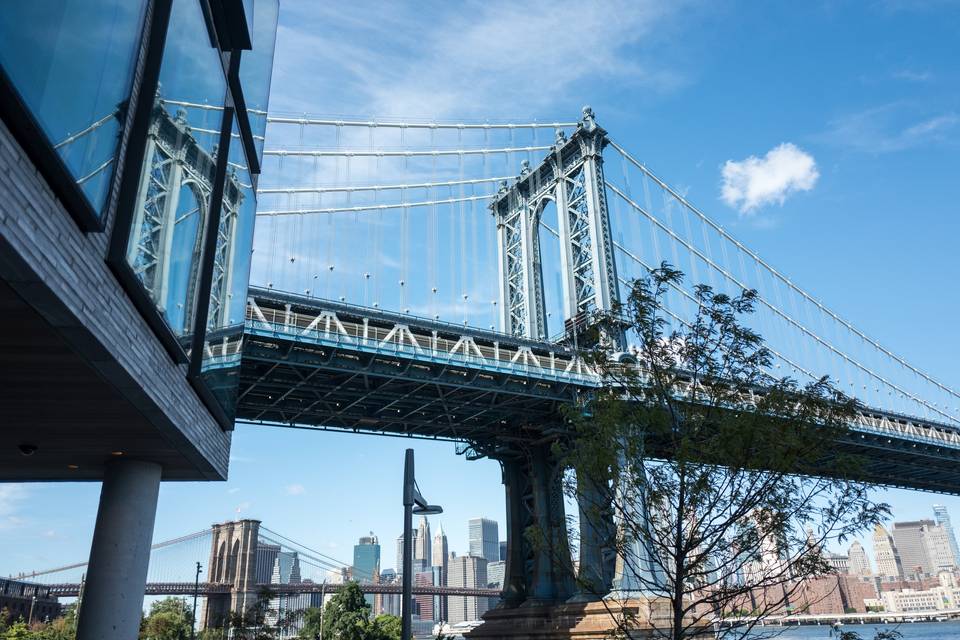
<box><xmin>237</xmin><ymin>336</ymin><xmax>577</xmax><ymax>443</ymax></box>
<box><xmin>236</xmin><ymin>340</ymin><xmax>960</xmax><ymax>495</ymax></box>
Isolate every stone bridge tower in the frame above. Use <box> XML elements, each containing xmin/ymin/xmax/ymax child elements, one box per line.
<box><xmin>201</xmin><ymin>519</ymin><xmax>261</xmax><ymax>629</ymax></box>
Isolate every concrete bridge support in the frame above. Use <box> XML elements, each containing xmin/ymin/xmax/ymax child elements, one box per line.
<box><xmin>76</xmin><ymin>460</ymin><xmax>161</xmax><ymax>640</ymax></box>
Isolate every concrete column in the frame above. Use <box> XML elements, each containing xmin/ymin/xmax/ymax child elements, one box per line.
<box><xmin>499</xmin><ymin>456</ymin><xmax>530</xmax><ymax>608</ymax></box>
<box><xmin>77</xmin><ymin>459</ymin><xmax>161</xmax><ymax>640</ymax></box>
<box><xmin>525</xmin><ymin>445</ymin><xmax>576</xmax><ymax>605</ymax></box>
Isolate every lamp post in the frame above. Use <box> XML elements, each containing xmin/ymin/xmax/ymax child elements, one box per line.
<box><xmin>401</xmin><ymin>448</ymin><xmax>442</xmax><ymax>640</ymax></box>
<box><xmin>191</xmin><ymin>561</ymin><xmax>202</xmax><ymax>640</ymax></box>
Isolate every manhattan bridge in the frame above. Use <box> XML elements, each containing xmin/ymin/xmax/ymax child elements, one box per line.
<box><xmin>22</xmin><ymin>105</ymin><xmax>960</xmax><ymax>627</ymax></box>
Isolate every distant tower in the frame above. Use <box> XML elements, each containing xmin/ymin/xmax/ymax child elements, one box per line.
<box><xmin>432</xmin><ymin>522</ymin><xmax>450</xmax><ymax>621</ymax></box>
<box><xmin>397</xmin><ymin>529</ymin><xmax>418</xmax><ymax>575</ymax></box>
<box><xmin>933</xmin><ymin>505</ymin><xmax>960</xmax><ymax>565</ymax></box>
<box><xmin>873</xmin><ymin>524</ymin><xmax>904</xmax><ymax>580</ymax></box>
<box><xmin>202</xmin><ymin>519</ymin><xmax>261</xmax><ymax>630</ymax></box>
<box><xmin>468</xmin><ymin>518</ymin><xmax>499</xmax><ymax>563</ymax></box>
<box><xmin>416</xmin><ymin>516</ymin><xmax>432</xmax><ymax>569</ymax></box>
<box><xmin>891</xmin><ymin>520</ymin><xmax>935</xmax><ymax>578</ymax></box>
<box><xmin>848</xmin><ymin>541</ymin><xmax>873</xmax><ymax>576</ymax></box>
<box><xmin>353</xmin><ymin>533</ymin><xmax>381</xmax><ymax>610</ymax></box>
<box><xmin>447</xmin><ymin>555</ymin><xmax>489</xmax><ymax>624</ymax></box>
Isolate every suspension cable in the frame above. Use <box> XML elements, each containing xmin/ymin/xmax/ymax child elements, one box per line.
<box><xmin>609</xmin><ymin>139</ymin><xmax>960</xmax><ymax>403</ymax></box>
<box><xmin>257</xmin><ymin>175</ymin><xmax>513</xmax><ymax>195</ymax></box>
<box><xmin>605</xmin><ymin>181</ymin><xmax>958</xmax><ymax>424</ymax></box>
<box><xmin>262</xmin><ymin>146</ymin><xmax>551</xmax><ymax>158</ymax></box>
<box><xmin>257</xmin><ymin>193</ymin><xmax>494</xmax><ymax>217</ymax></box>
<box><xmin>265</xmin><ymin>116</ymin><xmax>578</xmax><ymax>129</ymax></box>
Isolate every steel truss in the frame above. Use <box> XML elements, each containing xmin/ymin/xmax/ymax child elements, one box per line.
<box><xmin>491</xmin><ymin>107</ymin><xmax>622</xmax><ymax>347</ymax></box>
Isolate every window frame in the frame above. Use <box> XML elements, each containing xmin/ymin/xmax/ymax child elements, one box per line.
<box><xmin>0</xmin><ymin>2</ymin><xmax>150</xmax><ymax>232</ymax></box>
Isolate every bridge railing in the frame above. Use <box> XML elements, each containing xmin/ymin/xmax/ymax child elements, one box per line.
<box><xmin>245</xmin><ymin>297</ymin><xmax>599</xmax><ymax>386</ymax></box>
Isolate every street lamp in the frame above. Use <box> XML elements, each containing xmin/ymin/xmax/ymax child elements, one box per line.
<box><xmin>401</xmin><ymin>448</ymin><xmax>442</xmax><ymax>640</ymax></box>
<box><xmin>191</xmin><ymin>561</ymin><xmax>202</xmax><ymax>640</ymax></box>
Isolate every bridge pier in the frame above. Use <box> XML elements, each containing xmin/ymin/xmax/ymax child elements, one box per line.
<box><xmin>570</xmin><ymin>470</ymin><xmax>616</xmax><ymax>602</ymax></box>
<box><xmin>201</xmin><ymin>519</ymin><xmax>262</xmax><ymax>630</ymax></box>
<box><xmin>76</xmin><ymin>459</ymin><xmax>161</xmax><ymax>640</ymax></box>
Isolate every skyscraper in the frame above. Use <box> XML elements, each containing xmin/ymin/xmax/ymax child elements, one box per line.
<box><xmin>486</xmin><ymin>560</ymin><xmax>506</xmax><ymax>611</ymax></box>
<box><xmin>873</xmin><ymin>524</ymin><xmax>904</xmax><ymax>580</ymax></box>
<box><xmin>892</xmin><ymin>520</ymin><xmax>935</xmax><ymax>578</ymax></box>
<box><xmin>922</xmin><ymin>522</ymin><xmax>956</xmax><ymax>573</ymax></box>
<box><xmin>447</xmin><ymin>555</ymin><xmax>489</xmax><ymax>624</ymax></box>
<box><xmin>353</xmin><ymin>533</ymin><xmax>381</xmax><ymax>583</ymax></box>
<box><xmin>396</xmin><ymin>530</ymin><xmax>420</xmax><ymax>575</ymax></box>
<box><xmin>933</xmin><ymin>505</ymin><xmax>960</xmax><ymax>565</ymax></box>
<box><xmin>354</xmin><ymin>533</ymin><xmax>381</xmax><ymax>610</ymax></box>
<box><xmin>432</xmin><ymin>522</ymin><xmax>449</xmax><ymax>621</ymax></box>
<box><xmin>469</xmin><ymin>518</ymin><xmax>499</xmax><ymax>563</ymax></box>
<box><xmin>416</xmin><ymin>517</ymin><xmax>432</xmax><ymax>568</ymax></box>
<box><xmin>499</xmin><ymin>541</ymin><xmax>507</xmax><ymax>562</ymax></box>
<box><xmin>848</xmin><ymin>541</ymin><xmax>873</xmax><ymax>576</ymax></box>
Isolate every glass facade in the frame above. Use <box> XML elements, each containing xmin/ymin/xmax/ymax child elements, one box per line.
<box><xmin>1</xmin><ymin>0</ymin><xmax>277</xmax><ymax>427</ymax></box>
<box><xmin>125</xmin><ymin>0</ymin><xmax>227</xmax><ymax>341</ymax></box>
<box><xmin>197</xmin><ymin>118</ymin><xmax>257</xmax><ymax>420</ymax></box>
<box><xmin>0</xmin><ymin>1</ymin><xmax>147</xmax><ymax>218</ymax></box>
<box><xmin>240</xmin><ymin>0</ymin><xmax>279</xmax><ymax>162</ymax></box>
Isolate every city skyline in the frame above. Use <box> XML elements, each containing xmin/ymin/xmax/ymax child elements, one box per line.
<box><xmin>2</xmin><ymin>1</ymin><xmax>959</xmax><ymax>625</ymax></box>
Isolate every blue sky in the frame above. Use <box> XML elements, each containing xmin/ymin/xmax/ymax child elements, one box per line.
<box><xmin>4</xmin><ymin>1</ymin><xmax>960</xmax><ymax>581</ymax></box>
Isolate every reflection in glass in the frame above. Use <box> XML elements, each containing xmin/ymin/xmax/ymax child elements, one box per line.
<box><xmin>0</xmin><ymin>1</ymin><xmax>147</xmax><ymax>217</ymax></box>
<box><xmin>125</xmin><ymin>0</ymin><xmax>226</xmax><ymax>341</ymax></box>
<box><xmin>199</xmin><ymin>119</ymin><xmax>257</xmax><ymax>420</ymax></box>
<box><xmin>239</xmin><ymin>0</ymin><xmax>279</xmax><ymax>162</ymax></box>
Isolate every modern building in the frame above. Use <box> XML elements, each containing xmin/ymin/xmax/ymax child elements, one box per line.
<box><xmin>397</xmin><ymin>529</ymin><xmax>423</xmax><ymax>575</ymax></box>
<box><xmin>487</xmin><ymin>560</ymin><xmax>506</xmax><ymax>611</ymax></box>
<box><xmin>377</xmin><ymin>569</ymin><xmax>400</xmax><ymax>617</ymax></box>
<box><xmin>354</xmin><ymin>533</ymin><xmax>381</xmax><ymax>609</ymax></box>
<box><xmin>432</xmin><ymin>523</ymin><xmax>449</xmax><ymax>621</ymax></box>
<box><xmin>256</xmin><ymin>543</ymin><xmax>282</xmax><ymax>585</ymax></box>
<box><xmin>354</xmin><ymin>533</ymin><xmax>381</xmax><ymax>583</ymax></box>
<box><xmin>0</xmin><ymin>3</ymin><xmax>278</xmax><ymax>638</ymax></box>
<box><xmin>416</xmin><ymin>516</ymin><xmax>432</xmax><ymax>569</ymax></box>
<box><xmin>847</xmin><ymin>541</ymin><xmax>873</xmax><ymax>576</ymax></box>
<box><xmin>271</xmin><ymin>552</ymin><xmax>302</xmax><ymax>585</ymax></box>
<box><xmin>499</xmin><ymin>541</ymin><xmax>508</xmax><ymax>562</ymax></box>
<box><xmin>892</xmin><ymin>520</ymin><xmax>936</xmax><ymax>578</ymax></box>
<box><xmin>825</xmin><ymin>552</ymin><xmax>850</xmax><ymax>575</ymax></box>
<box><xmin>468</xmin><ymin>518</ymin><xmax>499</xmax><ymax>563</ymax></box>
<box><xmin>447</xmin><ymin>555</ymin><xmax>489</xmax><ymax>624</ymax></box>
<box><xmin>873</xmin><ymin>524</ymin><xmax>904</xmax><ymax>580</ymax></box>
<box><xmin>922</xmin><ymin>522</ymin><xmax>956</xmax><ymax>573</ymax></box>
<box><xmin>415</xmin><ymin>569</ymin><xmax>436</xmax><ymax>622</ymax></box>
<box><xmin>933</xmin><ymin>504</ymin><xmax>960</xmax><ymax>564</ymax></box>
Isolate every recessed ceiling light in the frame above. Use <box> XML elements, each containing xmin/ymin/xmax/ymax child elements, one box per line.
<box><xmin>67</xmin><ymin>464</ymin><xmax>79</xmax><ymax>470</ymax></box>
<box><xmin>111</xmin><ymin>451</ymin><xmax>124</xmax><ymax>456</ymax></box>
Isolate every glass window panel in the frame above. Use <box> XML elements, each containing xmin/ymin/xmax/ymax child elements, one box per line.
<box><xmin>239</xmin><ymin>0</ymin><xmax>279</xmax><ymax>162</ymax></box>
<box><xmin>0</xmin><ymin>1</ymin><xmax>147</xmax><ymax>217</ymax></box>
<box><xmin>198</xmin><ymin>119</ymin><xmax>257</xmax><ymax>419</ymax></box>
<box><xmin>125</xmin><ymin>0</ymin><xmax>227</xmax><ymax>343</ymax></box>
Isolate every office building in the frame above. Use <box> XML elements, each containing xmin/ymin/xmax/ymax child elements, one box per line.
<box><xmin>922</xmin><ymin>522</ymin><xmax>956</xmax><ymax>573</ymax></box>
<box><xmin>432</xmin><ymin>523</ymin><xmax>450</xmax><ymax>621</ymax></box>
<box><xmin>354</xmin><ymin>534</ymin><xmax>380</xmax><ymax>610</ymax></box>
<box><xmin>469</xmin><ymin>518</ymin><xmax>499</xmax><ymax>563</ymax></box>
<box><xmin>354</xmin><ymin>534</ymin><xmax>381</xmax><ymax>583</ymax></box>
<box><xmin>487</xmin><ymin>560</ymin><xmax>506</xmax><ymax>611</ymax></box>
<box><xmin>417</xmin><ymin>517</ymin><xmax>432</xmax><ymax>567</ymax></box>
<box><xmin>415</xmin><ymin>569</ymin><xmax>436</xmax><ymax>621</ymax></box>
<box><xmin>448</xmin><ymin>555</ymin><xmax>489</xmax><ymax>624</ymax></box>
<box><xmin>892</xmin><ymin>520</ymin><xmax>935</xmax><ymax>578</ymax></box>
<box><xmin>397</xmin><ymin>530</ymin><xmax>423</xmax><ymax>575</ymax></box>
<box><xmin>933</xmin><ymin>504</ymin><xmax>960</xmax><ymax>564</ymax></box>
<box><xmin>271</xmin><ymin>551</ymin><xmax>302</xmax><ymax>584</ymax></box>
<box><xmin>0</xmin><ymin>4</ymin><xmax>277</xmax><ymax>638</ymax></box>
<box><xmin>500</xmin><ymin>541</ymin><xmax>508</xmax><ymax>561</ymax></box>
<box><xmin>874</xmin><ymin>524</ymin><xmax>904</xmax><ymax>580</ymax></box>
<box><xmin>256</xmin><ymin>543</ymin><xmax>281</xmax><ymax>585</ymax></box>
<box><xmin>848</xmin><ymin>541</ymin><xmax>873</xmax><ymax>576</ymax></box>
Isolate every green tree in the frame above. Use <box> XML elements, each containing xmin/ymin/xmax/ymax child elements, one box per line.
<box><xmin>368</xmin><ymin>614</ymin><xmax>401</xmax><ymax>640</ymax></box>
<box><xmin>2</xmin><ymin>620</ymin><xmax>31</xmax><ymax>640</ymax></box>
<box><xmin>298</xmin><ymin>607</ymin><xmax>323</xmax><ymax>639</ymax></box>
<box><xmin>553</xmin><ymin>265</ymin><xmax>888</xmax><ymax>640</ymax></box>
<box><xmin>140</xmin><ymin>597</ymin><xmax>193</xmax><ymax>640</ymax></box>
<box><xmin>320</xmin><ymin>582</ymin><xmax>370</xmax><ymax>640</ymax></box>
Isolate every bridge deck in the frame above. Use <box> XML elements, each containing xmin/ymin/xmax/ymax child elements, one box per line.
<box><xmin>237</xmin><ymin>291</ymin><xmax>960</xmax><ymax>493</ymax></box>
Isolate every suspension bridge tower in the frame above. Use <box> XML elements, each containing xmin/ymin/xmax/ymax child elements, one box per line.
<box><xmin>201</xmin><ymin>519</ymin><xmax>262</xmax><ymax>629</ymax></box>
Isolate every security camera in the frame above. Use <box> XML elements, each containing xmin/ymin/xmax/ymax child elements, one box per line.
<box><xmin>18</xmin><ymin>443</ymin><xmax>38</xmax><ymax>456</ymax></box>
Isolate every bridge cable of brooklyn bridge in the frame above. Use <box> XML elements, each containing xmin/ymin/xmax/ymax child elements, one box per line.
<box><xmin>15</xmin><ymin>522</ymin><xmax>497</xmax><ymax>604</ymax></box>
<box><xmin>44</xmin><ymin>104</ymin><xmax>960</xmax><ymax>612</ymax></box>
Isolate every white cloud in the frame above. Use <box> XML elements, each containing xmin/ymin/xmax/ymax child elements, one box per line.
<box><xmin>0</xmin><ymin>485</ymin><xmax>27</xmax><ymax>529</ymax></box>
<box><xmin>271</xmin><ymin>1</ymin><xmax>689</xmax><ymax>118</ymax></box>
<box><xmin>227</xmin><ymin>487</ymin><xmax>241</xmax><ymax>494</ymax></box>
<box><xmin>720</xmin><ymin>143</ymin><xmax>819</xmax><ymax>214</ymax></box>
<box><xmin>286</xmin><ymin>484</ymin><xmax>306</xmax><ymax>496</ymax></box>
<box><xmin>819</xmin><ymin>104</ymin><xmax>958</xmax><ymax>153</ymax></box>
